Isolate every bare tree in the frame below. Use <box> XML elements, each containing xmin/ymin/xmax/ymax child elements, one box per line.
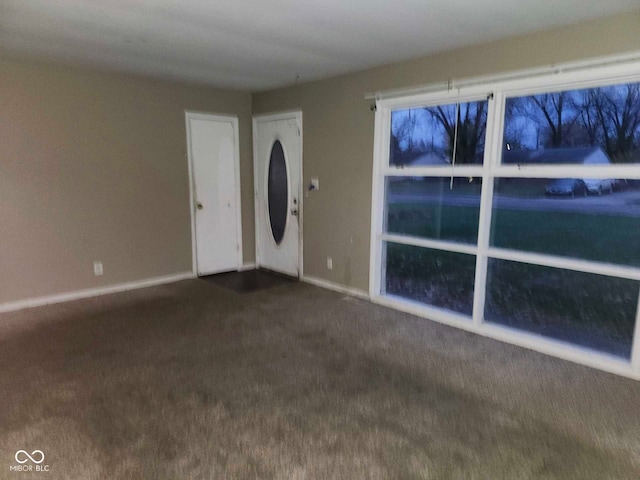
<box><xmin>389</xmin><ymin>131</ymin><xmax>403</xmax><ymax>164</ymax></box>
<box><xmin>390</xmin><ymin>110</ymin><xmax>422</xmax><ymax>165</ymax></box>
<box><xmin>591</xmin><ymin>84</ymin><xmax>640</xmax><ymax>163</ymax></box>
<box><xmin>515</xmin><ymin>92</ymin><xmax>581</xmax><ymax>148</ymax></box>
<box><xmin>503</xmin><ymin>100</ymin><xmax>528</xmax><ymax>150</ymax></box>
<box><xmin>391</xmin><ymin>110</ymin><xmax>419</xmax><ymax>155</ymax></box>
<box><xmin>425</xmin><ymin>101</ymin><xmax>487</xmax><ymax>163</ymax></box>
<box><xmin>578</xmin><ymin>89</ymin><xmax>601</xmax><ymax>147</ymax></box>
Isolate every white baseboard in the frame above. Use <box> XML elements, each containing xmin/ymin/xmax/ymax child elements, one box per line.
<box><xmin>302</xmin><ymin>275</ymin><xmax>369</xmax><ymax>300</ymax></box>
<box><xmin>239</xmin><ymin>262</ymin><xmax>256</xmax><ymax>272</ymax></box>
<box><xmin>0</xmin><ymin>272</ymin><xmax>195</xmax><ymax>314</ymax></box>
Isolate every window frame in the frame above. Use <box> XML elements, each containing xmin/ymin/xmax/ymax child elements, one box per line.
<box><xmin>369</xmin><ymin>59</ymin><xmax>640</xmax><ymax>379</ymax></box>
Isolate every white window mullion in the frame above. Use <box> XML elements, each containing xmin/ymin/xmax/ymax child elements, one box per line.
<box><xmin>472</xmin><ymin>181</ymin><xmax>492</xmax><ymax>325</ymax></box>
<box><xmin>381</xmin><ymin>233</ymin><xmax>477</xmax><ymax>256</ymax></box>
<box><xmin>369</xmin><ymin>103</ymin><xmax>390</xmax><ymax>298</ymax></box>
<box><xmin>492</xmin><ymin>165</ymin><xmax>640</xmax><ymax>180</ymax></box>
<box><xmin>472</xmin><ymin>91</ymin><xmax>503</xmax><ymax>325</ymax></box>
<box><xmin>487</xmin><ymin>247</ymin><xmax>640</xmax><ymax>281</ymax></box>
<box><xmin>382</xmin><ymin>166</ymin><xmax>485</xmax><ymax>178</ymax></box>
<box><xmin>631</xmin><ymin>291</ymin><xmax>640</xmax><ymax>373</ymax></box>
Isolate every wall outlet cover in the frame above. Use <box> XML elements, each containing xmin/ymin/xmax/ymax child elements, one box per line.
<box><xmin>93</xmin><ymin>261</ymin><xmax>104</xmax><ymax>276</ymax></box>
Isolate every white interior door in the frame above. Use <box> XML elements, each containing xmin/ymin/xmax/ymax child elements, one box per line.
<box><xmin>254</xmin><ymin>112</ymin><xmax>302</xmax><ymax>277</ymax></box>
<box><xmin>186</xmin><ymin>113</ymin><xmax>242</xmax><ymax>275</ymax></box>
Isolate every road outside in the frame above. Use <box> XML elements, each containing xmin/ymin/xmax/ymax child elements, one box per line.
<box><xmin>388</xmin><ymin>184</ymin><xmax>640</xmax><ymax>218</ymax></box>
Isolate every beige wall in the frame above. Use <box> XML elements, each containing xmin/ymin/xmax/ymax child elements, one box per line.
<box><xmin>0</xmin><ymin>59</ymin><xmax>254</xmax><ymax>304</ymax></box>
<box><xmin>2</xmin><ymin>12</ymin><xmax>639</xmax><ymax>305</ymax></box>
<box><xmin>252</xmin><ymin>11</ymin><xmax>640</xmax><ymax>292</ymax></box>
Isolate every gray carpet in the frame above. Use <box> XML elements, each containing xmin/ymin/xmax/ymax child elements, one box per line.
<box><xmin>0</xmin><ymin>279</ymin><xmax>639</xmax><ymax>479</ymax></box>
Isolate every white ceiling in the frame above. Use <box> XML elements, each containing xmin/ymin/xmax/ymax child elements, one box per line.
<box><xmin>1</xmin><ymin>0</ymin><xmax>638</xmax><ymax>91</ymax></box>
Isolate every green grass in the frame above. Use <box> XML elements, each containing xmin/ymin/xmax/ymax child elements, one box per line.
<box><xmin>387</xmin><ymin>203</ymin><xmax>640</xmax><ymax>266</ymax></box>
<box><xmin>387</xmin><ymin>204</ymin><xmax>479</xmax><ymax>244</ymax></box>
<box><xmin>485</xmin><ymin>260</ymin><xmax>637</xmax><ymax>352</ymax></box>
<box><xmin>385</xmin><ymin>202</ymin><xmax>640</xmax><ymax>356</ymax></box>
<box><xmin>385</xmin><ymin>243</ymin><xmax>476</xmax><ymax>316</ymax></box>
<box><xmin>388</xmin><ymin>178</ymin><xmax>482</xmax><ymax>196</ymax></box>
<box><xmin>387</xmin><ymin>177</ymin><xmax>546</xmax><ymax>199</ymax></box>
<box><xmin>492</xmin><ymin>209</ymin><xmax>640</xmax><ymax>266</ymax></box>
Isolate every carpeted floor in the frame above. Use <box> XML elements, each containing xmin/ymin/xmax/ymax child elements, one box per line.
<box><xmin>0</xmin><ymin>279</ymin><xmax>639</xmax><ymax>479</ymax></box>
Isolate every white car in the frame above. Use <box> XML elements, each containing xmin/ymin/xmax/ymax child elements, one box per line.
<box><xmin>583</xmin><ymin>178</ymin><xmax>614</xmax><ymax>195</ymax></box>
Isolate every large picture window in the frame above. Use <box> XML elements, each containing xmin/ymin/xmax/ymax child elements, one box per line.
<box><xmin>371</xmin><ymin>61</ymin><xmax>640</xmax><ymax>378</ymax></box>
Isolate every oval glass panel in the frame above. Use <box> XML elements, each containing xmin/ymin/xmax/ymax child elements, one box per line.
<box><xmin>267</xmin><ymin>140</ymin><xmax>288</xmax><ymax>245</ymax></box>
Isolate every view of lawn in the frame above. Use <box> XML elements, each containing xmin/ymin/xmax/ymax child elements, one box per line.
<box><xmin>387</xmin><ymin>202</ymin><xmax>640</xmax><ymax>266</ymax></box>
<box><xmin>385</xmin><ymin>186</ymin><xmax>640</xmax><ymax>358</ymax></box>
<box><xmin>387</xmin><ymin>204</ymin><xmax>480</xmax><ymax>244</ymax></box>
<box><xmin>385</xmin><ymin>243</ymin><xmax>476</xmax><ymax>316</ymax></box>
<box><xmin>492</xmin><ymin>208</ymin><xmax>640</xmax><ymax>266</ymax></box>
<box><xmin>485</xmin><ymin>260</ymin><xmax>637</xmax><ymax>358</ymax></box>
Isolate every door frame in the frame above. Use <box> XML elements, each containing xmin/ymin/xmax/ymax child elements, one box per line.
<box><xmin>252</xmin><ymin>110</ymin><xmax>304</xmax><ymax>278</ymax></box>
<box><xmin>185</xmin><ymin>111</ymin><xmax>243</xmax><ymax>276</ymax></box>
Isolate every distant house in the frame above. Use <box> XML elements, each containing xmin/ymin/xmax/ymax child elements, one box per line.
<box><xmin>504</xmin><ymin>147</ymin><xmax>616</xmax><ymax>194</ymax></box>
<box><xmin>408</xmin><ymin>149</ymin><xmax>450</xmax><ymax>166</ymax></box>
<box><xmin>503</xmin><ymin>146</ymin><xmax>612</xmax><ymax>165</ymax></box>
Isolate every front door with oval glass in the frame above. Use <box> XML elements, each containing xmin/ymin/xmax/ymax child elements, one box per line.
<box><xmin>254</xmin><ymin>113</ymin><xmax>301</xmax><ymax>277</ymax></box>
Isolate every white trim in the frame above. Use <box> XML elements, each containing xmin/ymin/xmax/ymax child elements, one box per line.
<box><xmin>232</xmin><ymin>118</ymin><xmax>244</xmax><ymax>271</ymax></box>
<box><xmin>383</xmin><ymin>163</ymin><xmax>640</xmax><ymax>180</ymax></box>
<box><xmin>382</xmin><ymin>165</ymin><xmax>640</xmax><ymax>180</ymax></box>
<box><xmin>252</xmin><ymin>116</ymin><xmax>261</xmax><ymax>269</ymax></box>
<box><xmin>369</xmin><ymin>55</ymin><xmax>640</xmax><ymax>378</ymax></box>
<box><xmin>186</xmin><ymin>112</ymin><xmax>198</xmax><ymax>275</ymax></box>
<box><xmin>252</xmin><ymin>110</ymin><xmax>304</xmax><ymax>279</ymax></box>
<box><xmin>383</xmin><ymin>166</ymin><xmax>485</xmax><ymax>177</ymax></box>
<box><xmin>298</xmin><ymin>112</ymin><xmax>305</xmax><ymax>279</ymax></box>
<box><xmin>489</xmin><ymin>165</ymin><xmax>640</xmax><ymax>179</ymax></box>
<box><xmin>369</xmin><ymin>102</ymin><xmax>387</xmax><ymax>297</ymax></box>
<box><xmin>0</xmin><ymin>272</ymin><xmax>194</xmax><ymax>314</ymax></box>
<box><xmin>632</xmin><ymin>290</ymin><xmax>640</xmax><ymax>371</ymax></box>
<box><xmin>487</xmin><ymin>248</ymin><xmax>640</xmax><ymax>281</ymax></box>
<box><xmin>372</xmin><ymin>293</ymin><xmax>640</xmax><ymax>380</ymax></box>
<box><xmin>302</xmin><ymin>275</ymin><xmax>369</xmax><ymax>300</ymax></box>
<box><xmin>252</xmin><ymin>110</ymin><xmax>303</xmax><ymax>123</ymax></box>
<box><xmin>381</xmin><ymin>234</ymin><xmax>478</xmax><ymax>256</ymax></box>
<box><xmin>185</xmin><ymin>111</ymin><xmax>244</xmax><ymax>276</ymax></box>
<box><xmin>472</xmin><ymin>91</ymin><xmax>500</xmax><ymax>326</ymax></box>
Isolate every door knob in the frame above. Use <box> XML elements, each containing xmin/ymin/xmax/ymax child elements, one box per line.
<box><xmin>196</xmin><ymin>202</ymin><xmax>204</xmax><ymax>210</ymax></box>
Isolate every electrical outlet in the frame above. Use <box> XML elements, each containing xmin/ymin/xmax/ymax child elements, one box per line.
<box><xmin>327</xmin><ymin>257</ymin><xmax>333</xmax><ymax>270</ymax></box>
<box><xmin>93</xmin><ymin>261</ymin><xmax>104</xmax><ymax>276</ymax></box>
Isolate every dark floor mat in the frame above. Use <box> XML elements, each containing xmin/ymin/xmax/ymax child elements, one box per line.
<box><xmin>200</xmin><ymin>269</ymin><xmax>296</xmax><ymax>293</ymax></box>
